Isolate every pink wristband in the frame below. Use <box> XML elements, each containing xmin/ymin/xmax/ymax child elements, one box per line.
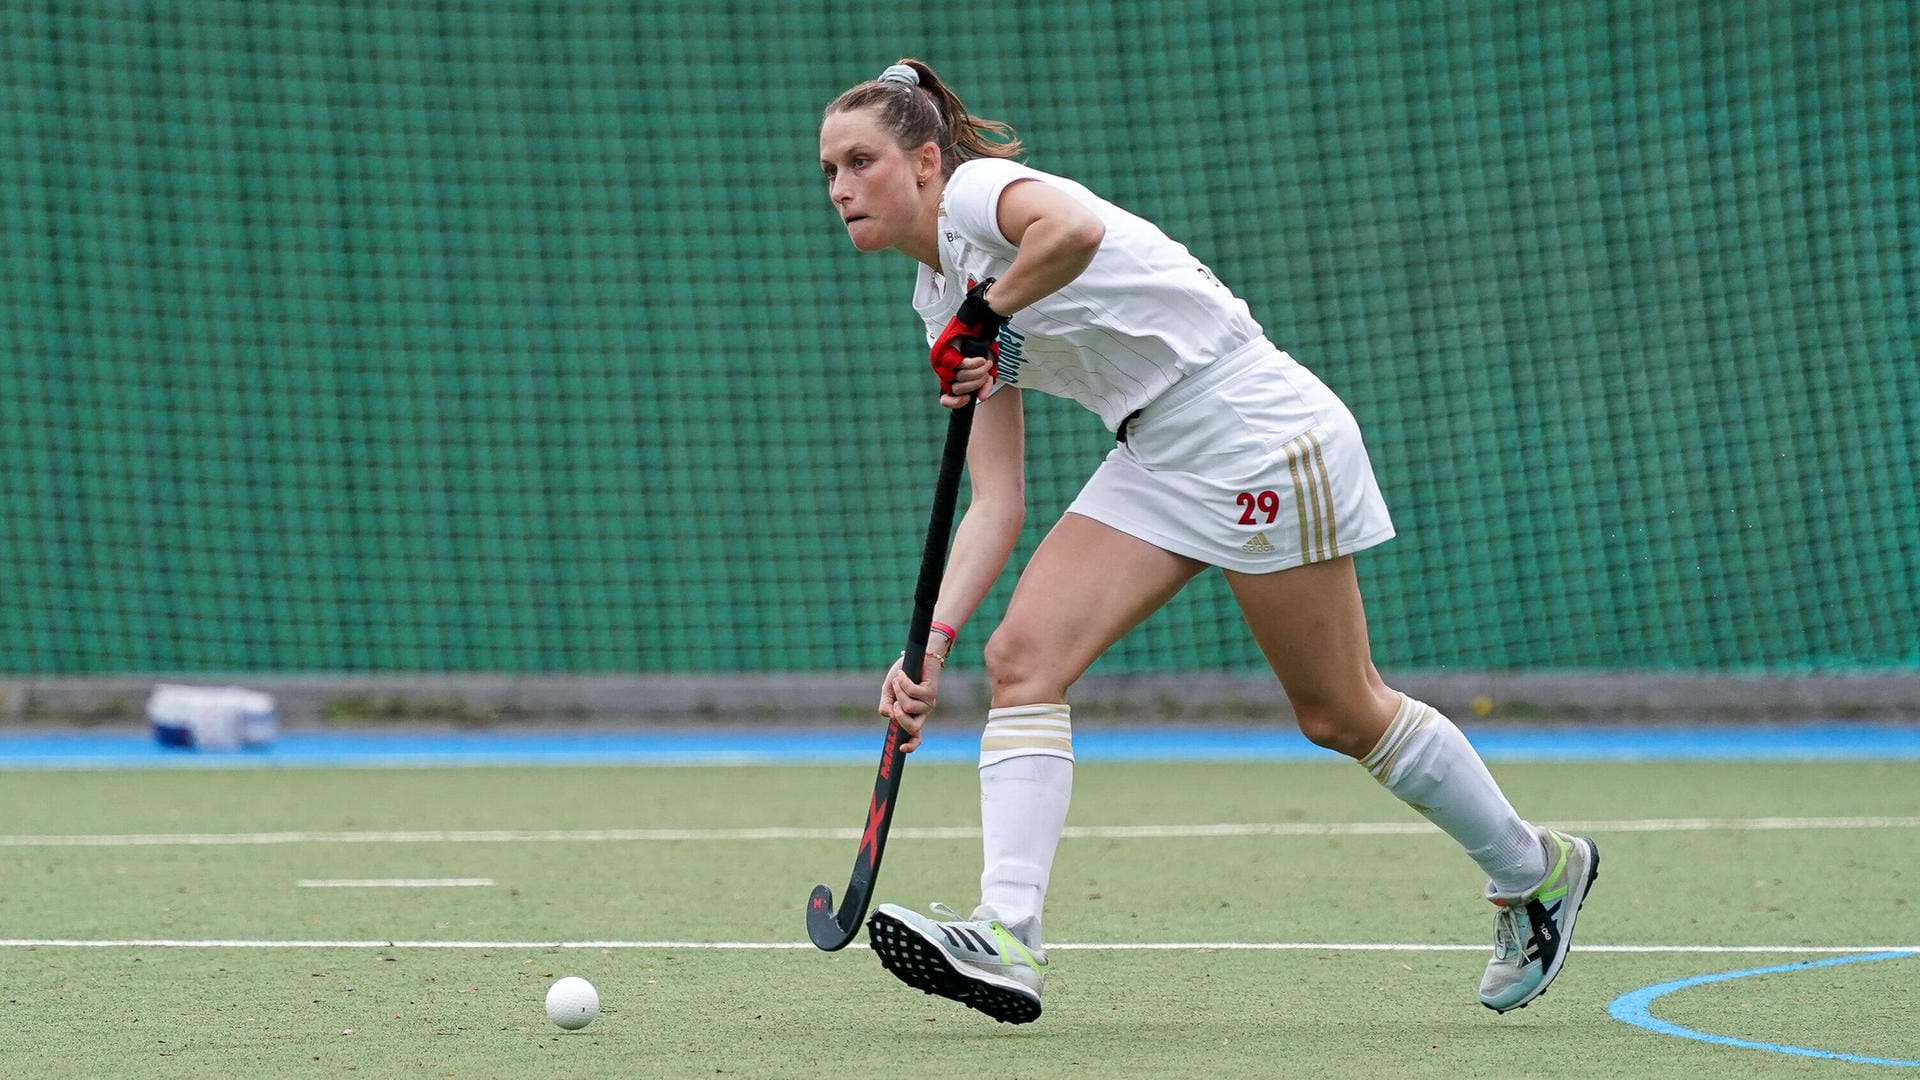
<box><xmin>929</xmin><ymin>621</ymin><xmax>958</xmax><ymax>645</ymax></box>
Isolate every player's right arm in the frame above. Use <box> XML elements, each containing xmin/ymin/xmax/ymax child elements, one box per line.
<box><xmin>879</xmin><ymin>385</ymin><xmax>1025</xmax><ymax>749</ymax></box>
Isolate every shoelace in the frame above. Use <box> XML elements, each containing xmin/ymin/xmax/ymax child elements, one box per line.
<box><xmin>1492</xmin><ymin>905</ymin><xmax>1522</xmax><ymax>961</ymax></box>
<box><xmin>925</xmin><ymin>901</ymin><xmax>1006</xmax><ymax>961</ymax></box>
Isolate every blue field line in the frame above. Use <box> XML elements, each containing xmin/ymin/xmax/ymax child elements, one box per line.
<box><xmin>1609</xmin><ymin>951</ymin><xmax>1920</xmax><ymax>1067</ymax></box>
<box><xmin>0</xmin><ymin>721</ymin><xmax>1917</xmax><ymax>770</ymax></box>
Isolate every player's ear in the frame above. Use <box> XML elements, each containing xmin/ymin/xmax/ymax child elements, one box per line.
<box><xmin>917</xmin><ymin>141</ymin><xmax>942</xmax><ymax>185</ymax></box>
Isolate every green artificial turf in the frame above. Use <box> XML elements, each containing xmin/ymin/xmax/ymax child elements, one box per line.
<box><xmin>2</xmin><ymin>761</ymin><xmax>1915</xmax><ymax>1077</ymax></box>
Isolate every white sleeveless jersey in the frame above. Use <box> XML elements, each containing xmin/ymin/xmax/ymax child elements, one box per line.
<box><xmin>913</xmin><ymin>158</ymin><xmax>1264</xmax><ymax>431</ymax></box>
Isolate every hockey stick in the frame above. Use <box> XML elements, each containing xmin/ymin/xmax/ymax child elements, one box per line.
<box><xmin>807</xmin><ymin>398</ymin><xmax>976</xmax><ymax>951</ymax></box>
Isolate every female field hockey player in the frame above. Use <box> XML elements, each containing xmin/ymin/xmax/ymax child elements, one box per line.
<box><xmin>820</xmin><ymin>59</ymin><xmax>1599</xmax><ymax>1025</ymax></box>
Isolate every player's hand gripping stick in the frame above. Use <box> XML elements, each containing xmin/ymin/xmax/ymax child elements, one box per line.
<box><xmin>928</xmin><ymin>277</ymin><xmax>1007</xmax><ymax>395</ymax></box>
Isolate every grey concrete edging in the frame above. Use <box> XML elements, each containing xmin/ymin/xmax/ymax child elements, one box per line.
<box><xmin>2</xmin><ymin>672</ymin><xmax>1916</xmax><ymax>726</ymax></box>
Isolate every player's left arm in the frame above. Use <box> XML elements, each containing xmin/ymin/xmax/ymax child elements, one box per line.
<box><xmin>881</xmin><ymin>386</ymin><xmax>1025</xmax><ymax>751</ymax></box>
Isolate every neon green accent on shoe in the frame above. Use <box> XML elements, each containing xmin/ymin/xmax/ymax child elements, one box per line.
<box><xmin>1535</xmin><ymin>831</ymin><xmax>1572</xmax><ymax>903</ymax></box>
<box><xmin>989</xmin><ymin>921</ymin><xmax>1043</xmax><ymax>972</ymax></box>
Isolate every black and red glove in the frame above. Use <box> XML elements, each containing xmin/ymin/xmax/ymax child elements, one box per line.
<box><xmin>929</xmin><ymin>277</ymin><xmax>1008</xmax><ymax>395</ymax></box>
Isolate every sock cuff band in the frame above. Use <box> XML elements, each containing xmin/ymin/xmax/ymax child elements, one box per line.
<box><xmin>1361</xmin><ymin>693</ymin><xmax>1438</xmax><ymax>781</ymax></box>
<box><xmin>981</xmin><ymin>703</ymin><xmax>1073</xmax><ymax>766</ymax></box>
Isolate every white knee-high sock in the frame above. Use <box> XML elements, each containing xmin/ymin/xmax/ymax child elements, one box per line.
<box><xmin>1360</xmin><ymin>693</ymin><xmax>1546</xmax><ymax>894</ymax></box>
<box><xmin>978</xmin><ymin>704</ymin><xmax>1073</xmax><ymax>946</ymax></box>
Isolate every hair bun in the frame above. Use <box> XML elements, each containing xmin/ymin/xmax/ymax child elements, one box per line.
<box><xmin>877</xmin><ymin>64</ymin><xmax>919</xmax><ymax>86</ymax></box>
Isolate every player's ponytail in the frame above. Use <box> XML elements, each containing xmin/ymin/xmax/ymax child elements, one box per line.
<box><xmin>825</xmin><ymin>58</ymin><xmax>1022</xmax><ymax>175</ymax></box>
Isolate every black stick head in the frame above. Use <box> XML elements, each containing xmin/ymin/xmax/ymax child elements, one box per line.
<box><xmin>806</xmin><ymin>884</ymin><xmax>861</xmax><ymax>951</ymax></box>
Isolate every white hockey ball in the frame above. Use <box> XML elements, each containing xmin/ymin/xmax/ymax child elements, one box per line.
<box><xmin>545</xmin><ymin>976</ymin><xmax>599</xmax><ymax>1030</ymax></box>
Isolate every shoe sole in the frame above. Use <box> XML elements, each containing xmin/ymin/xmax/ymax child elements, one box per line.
<box><xmin>867</xmin><ymin>909</ymin><xmax>1042</xmax><ymax>1025</ymax></box>
<box><xmin>1485</xmin><ymin>835</ymin><xmax>1601</xmax><ymax>1013</ymax></box>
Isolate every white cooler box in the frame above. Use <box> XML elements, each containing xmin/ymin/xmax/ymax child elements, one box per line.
<box><xmin>148</xmin><ymin>684</ymin><xmax>279</xmax><ymax>751</ymax></box>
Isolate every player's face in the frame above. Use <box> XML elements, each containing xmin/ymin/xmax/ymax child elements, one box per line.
<box><xmin>820</xmin><ymin>108</ymin><xmax>926</xmax><ymax>254</ymax></box>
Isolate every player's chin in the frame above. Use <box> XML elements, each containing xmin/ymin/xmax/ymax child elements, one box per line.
<box><xmin>843</xmin><ymin>220</ymin><xmax>890</xmax><ymax>252</ymax></box>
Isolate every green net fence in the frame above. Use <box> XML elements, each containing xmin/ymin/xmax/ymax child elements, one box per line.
<box><xmin>2</xmin><ymin>2</ymin><xmax>1914</xmax><ymax>676</ymax></box>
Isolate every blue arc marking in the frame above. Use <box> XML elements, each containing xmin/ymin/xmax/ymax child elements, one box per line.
<box><xmin>1609</xmin><ymin>951</ymin><xmax>1920</xmax><ymax>1067</ymax></box>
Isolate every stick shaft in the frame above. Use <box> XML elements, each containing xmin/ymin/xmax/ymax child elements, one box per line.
<box><xmin>901</xmin><ymin>400</ymin><xmax>975</xmax><ymax>681</ymax></box>
<box><xmin>807</xmin><ymin>401</ymin><xmax>975</xmax><ymax>950</ymax></box>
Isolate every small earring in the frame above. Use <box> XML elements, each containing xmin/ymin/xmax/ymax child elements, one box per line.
<box><xmin>917</xmin><ymin>179</ymin><xmax>926</xmax><ymax>187</ymax></box>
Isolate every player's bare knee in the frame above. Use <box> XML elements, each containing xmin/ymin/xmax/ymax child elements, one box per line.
<box><xmin>1292</xmin><ymin>703</ymin><xmax>1379</xmax><ymax>759</ymax></box>
<box><xmin>982</xmin><ymin>626</ymin><xmax>1061</xmax><ymax>704</ymax></box>
<box><xmin>981</xmin><ymin>626</ymin><xmax>1031</xmax><ymax>695</ymax></box>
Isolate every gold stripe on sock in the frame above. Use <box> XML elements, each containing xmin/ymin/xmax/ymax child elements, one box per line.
<box><xmin>1360</xmin><ymin>694</ymin><xmax>1418</xmax><ymax>773</ymax></box>
<box><xmin>1373</xmin><ymin>704</ymin><xmax>1437</xmax><ymax>781</ymax></box>
<box><xmin>982</xmin><ymin>704</ymin><xmax>1073</xmax><ymax>764</ymax></box>
<box><xmin>1364</xmin><ymin>697</ymin><xmax>1434</xmax><ymax>782</ymax></box>
<box><xmin>987</xmin><ymin>704</ymin><xmax>1069</xmax><ymax>721</ymax></box>
<box><xmin>980</xmin><ymin>734</ymin><xmax>1076</xmax><ymax>755</ymax></box>
<box><xmin>983</xmin><ymin>719</ymin><xmax>1072</xmax><ymax>736</ymax></box>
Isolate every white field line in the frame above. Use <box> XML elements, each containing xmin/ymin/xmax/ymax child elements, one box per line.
<box><xmin>296</xmin><ymin>878</ymin><xmax>494</xmax><ymax>888</ymax></box>
<box><xmin>0</xmin><ymin>939</ymin><xmax>1914</xmax><ymax>954</ymax></box>
<box><xmin>2</xmin><ymin>815</ymin><xmax>1919</xmax><ymax>849</ymax></box>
